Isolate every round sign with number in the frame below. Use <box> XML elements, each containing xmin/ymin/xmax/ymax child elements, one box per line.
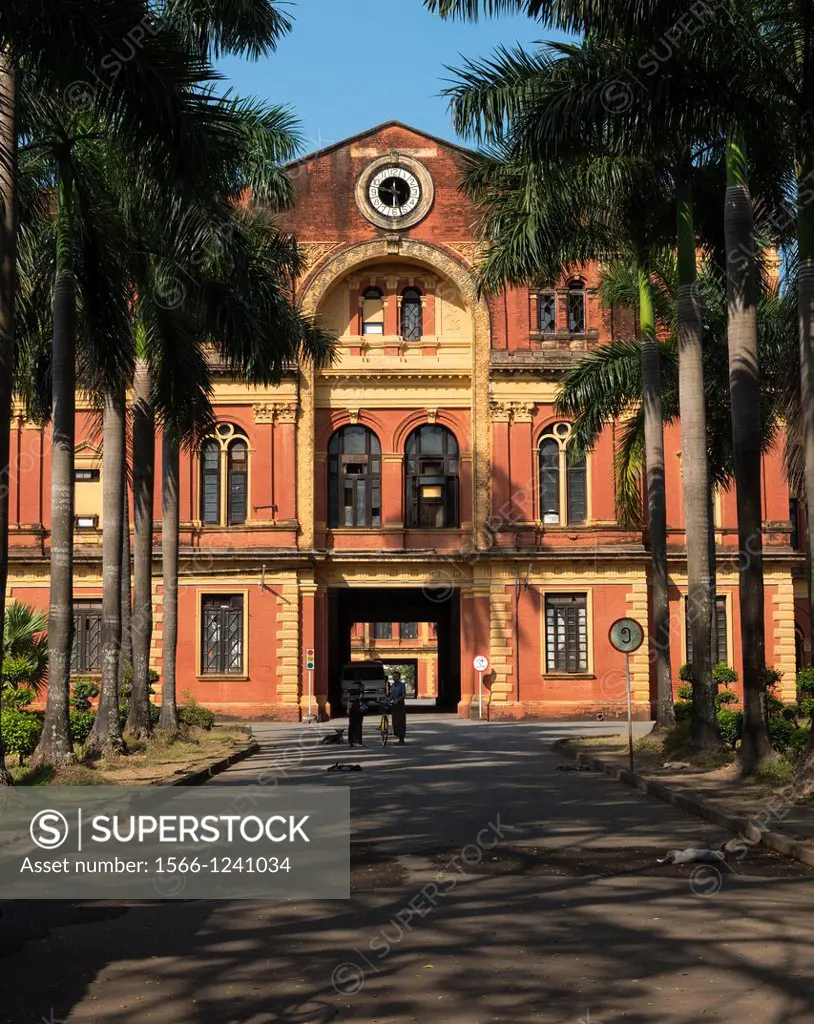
<box><xmin>609</xmin><ymin>618</ymin><xmax>644</xmax><ymax>654</ymax></box>
<box><xmin>473</xmin><ymin>655</ymin><xmax>489</xmax><ymax>672</ymax></box>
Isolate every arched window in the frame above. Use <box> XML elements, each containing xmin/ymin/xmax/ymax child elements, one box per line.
<box><xmin>538</xmin><ymin>423</ymin><xmax>586</xmax><ymax>525</ymax></box>
<box><xmin>401</xmin><ymin>287</ymin><xmax>423</xmax><ymax>340</ymax></box>
<box><xmin>227</xmin><ymin>438</ymin><xmax>248</xmax><ymax>525</ymax></box>
<box><xmin>405</xmin><ymin>425</ymin><xmax>459</xmax><ymax>529</ymax></box>
<box><xmin>328</xmin><ymin>426</ymin><xmax>382</xmax><ymax>528</ymax></box>
<box><xmin>200</xmin><ymin>424</ymin><xmax>250</xmax><ymax>526</ymax></box>
<box><xmin>796</xmin><ymin>625</ymin><xmax>807</xmax><ymax>673</ymax></box>
<box><xmin>362</xmin><ymin>287</ymin><xmax>384</xmax><ymax>335</ymax></box>
<box><xmin>567</xmin><ymin>279</ymin><xmax>586</xmax><ymax>334</ymax></box>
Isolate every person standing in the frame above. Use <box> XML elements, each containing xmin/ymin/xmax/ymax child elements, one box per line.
<box><xmin>389</xmin><ymin>671</ymin><xmax>407</xmax><ymax>744</ymax></box>
<box><xmin>348</xmin><ymin>685</ymin><xmax>364</xmax><ymax>747</ymax></box>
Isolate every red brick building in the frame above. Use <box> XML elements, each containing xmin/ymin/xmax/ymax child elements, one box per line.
<box><xmin>6</xmin><ymin>122</ymin><xmax>805</xmax><ymax>718</ymax></box>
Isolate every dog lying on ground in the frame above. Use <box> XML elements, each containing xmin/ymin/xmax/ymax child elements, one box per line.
<box><xmin>657</xmin><ymin>838</ymin><xmax>743</xmax><ymax>867</ymax></box>
<box><xmin>319</xmin><ymin>729</ymin><xmax>345</xmax><ymax>745</ymax></box>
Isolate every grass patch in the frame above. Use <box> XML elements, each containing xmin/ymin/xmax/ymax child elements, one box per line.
<box><xmin>754</xmin><ymin>757</ymin><xmax>797</xmax><ymax>792</ymax></box>
<box><xmin>11</xmin><ymin>726</ymin><xmax>248</xmax><ymax>786</ymax></box>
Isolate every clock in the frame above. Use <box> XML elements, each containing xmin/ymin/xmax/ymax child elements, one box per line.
<box><xmin>368</xmin><ymin>166</ymin><xmax>422</xmax><ymax>219</ymax></box>
<box><xmin>356</xmin><ymin>155</ymin><xmax>434</xmax><ymax>229</ymax></box>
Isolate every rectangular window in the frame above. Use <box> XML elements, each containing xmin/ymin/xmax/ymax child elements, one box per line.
<box><xmin>201</xmin><ymin>445</ymin><xmax>221</xmax><ymax>525</ymax></box>
<box><xmin>566</xmin><ymin>453</ymin><xmax>587</xmax><ymax>525</ymax></box>
<box><xmin>373</xmin><ymin>622</ymin><xmax>392</xmax><ymax>640</ymax></box>
<box><xmin>790</xmin><ymin>497</ymin><xmax>800</xmax><ymax>550</ymax></box>
<box><xmin>71</xmin><ymin>601</ymin><xmax>102</xmax><ymax>673</ymax></box>
<box><xmin>538</xmin><ymin>292</ymin><xmax>556</xmax><ymax>333</ymax></box>
<box><xmin>545</xmin><ymin>594</ymin><xmax>588</xmax><ymax>673</ymax></box>
<box><xmin>201</xmin><ymin>595</ymin><xmax>244</xmax><ymax>675</ymax></box>
<box><xmin>74</xmin><ymin>468</ymin><xmax>100</xmax><ymax>482</ymax></box>
<box><xmin>400</xmin><ymin>622</ymin><xmax>419</xmax><ymax>640</ymax></box>
<box><xmin>685</xmin><ymin>596</ymin><xmax>727</xmax><ymax>667</ymax></box>
<box><xmin>568</xmin><ymin>291</ymin><xmax>586</xmax><ymax>333</ymax></box>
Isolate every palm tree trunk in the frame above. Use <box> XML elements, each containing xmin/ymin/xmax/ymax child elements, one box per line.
<box><xmin>0</xmin><ymin>48</ymin><xmax>18</xmax><ymax>785</ymax></box>
<box><xmin>723</xmin><ymin>133</ymin><xmax>772</xmax><ymax>771</ymax></box>
<box><xmin>708</xmin><ymin>488</ymin><xmax>719</xmax><ymax>668</ymax></box>
<box><xmin>126</xmin><ymin>359</ymin><xmax>155</xmax><ymax>737</ymax></box>
<box><xmin>639</xmin><ymin>267</ymin><xmax>673</xmax><ymax>728</ymax></box>
<box><xmin>33</xmin><ymin>157</ymin><xmax>76</xmax><ymax>767</ymax></box>
<box><xmin>87</xmin><ymin>388</ymin><xmax>126</xmax><ymax>754</ymax></box>
<box><xmin>676</xmin><ymin>174</ymin><xmax>718</xmax><ymax>748</ymax></box>
<box><xmin>794</xmin><ymin>150</ymin><xmax>814</xmax><ymax>793</ymax></box>
<box><xmin>119</xmin><ymin>473</ymin><xmax>132</xmax><ymax>690</ymax></box>
<box><xmin>158</xmin><ymin>428</ymin><xmax>179</xmax><ymax>734</ymax></box>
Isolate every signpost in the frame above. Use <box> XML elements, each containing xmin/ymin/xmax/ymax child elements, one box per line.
<box><xmin>608</xmin><ymin>618</ymin><xmax>644</xmax><ymax>771</ymax></box>
<box><xmin>473</xmin><ymin>655</ymin><xmax>489</xmax><ymax>720</ymax></box>
<box><xmin>305</xmin><ymin>648</ymin><xmax>315</xmax><ymax>720</ymax></box>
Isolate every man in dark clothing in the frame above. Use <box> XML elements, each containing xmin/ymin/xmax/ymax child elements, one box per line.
<box><xmin>389</xmin><ymin>671</ymin><xmax>407</xmax><ymax>744</ymax></box>
<box><xmin>348</xmin><ymin>684</ymin><xmax>364</xmax><ymax>747</ymax></box>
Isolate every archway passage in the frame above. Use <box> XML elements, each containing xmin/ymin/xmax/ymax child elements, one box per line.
<box><xmin>328</xmin><ymin>587</ymin><xmax>461</xmax><ymax>715</ymax></box>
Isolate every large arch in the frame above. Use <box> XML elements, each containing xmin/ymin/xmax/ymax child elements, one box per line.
<box><xmin>296</xmin><ymin>238</ymin><xmax>492</xmax><ymax>549</ymax></box>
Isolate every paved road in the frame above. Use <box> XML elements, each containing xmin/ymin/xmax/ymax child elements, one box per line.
<box><xmin>1</xmin><ymin>717</ymin><xmax>813</xmax><ymax>1024</ymax></box>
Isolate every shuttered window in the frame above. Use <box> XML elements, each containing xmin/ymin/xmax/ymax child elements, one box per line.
<box><xmin>685</xmin><ymin>596</ymin><xmax>727</xmax><ymax>667</ymax></box>
<box><xmin>545</xmin><ymin>594</ymin><xmax>588</xmax><ymax>674</ymax></box>
<box><xmin>227</xmin><ymin>440</ymin><xmax>248</xmax><ymax>525</ymax></box>
<box><xmin>201</xmin><ymin>441</ymin><xmax>221</xmax><ymax>524</ymax></box>
<box><xmin>71</xmin><ymin>601</ymin><xmax>102</xmax><ymax>673</ymax></box>
<box><xmin>201</xmin><ymin>595</ymin><xmax>244</xmax><ymax>675</ymax></box>
<box><xmin>566</xmin><ymin>447</ymin><xmax>587</xmax><ymax>524</ymax></box>
<box><xmin>400</xmin><ymin>622</ymin><xmax>419</xmax><ymax>640</ymax></box>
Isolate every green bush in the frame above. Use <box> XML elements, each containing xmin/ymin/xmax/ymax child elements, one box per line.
<box><xmin>69</xmin><ymin>709</ymin><xmax>96</xmax><ymax>744</ymax></box>
<box><xmin>768</xmin><ymin>716</ymin><xmax>799</xmax><ymax>753</ymax></box>
<box><xmin>713</xmin><ymin>663</ymin><xmax>739</xmax><ymax>687</ymax></box>
<box><xmin>674</xmin><ymin>700</ymin><xmax>693</xmax><ymax>723</ymax></box>
<box><xmin>70</xmin><ymin>678</ymin><xmax>99</xmax><ymax>712</ymax></box>
<box><xmin>1</xmin><ymin>709</ymin><xmax>43</xmax><ymax>760</ymax></box>
<box><xmin>178</xmin><ymin>697</ymin><xmax>215</xmax><ymax>731</ymax></box>
<box><xmin>799</xmin><ymin>696</ymin><xmax>814</xmax><ymax>719</ymax></box>
<box><xmin>716</xmin><ymin>709</ymin><xmax>743</xmax><ymax>749</ymax></box>
<box><xmin>678</xmin><ymin>664</ymin><xmax>693</xmax><ymax>683</ymax></box>
<box><xmin>677</xmin><ymin>683</ymin><xmax>693</xmax><ymax>701</ymax></box>
<box><xmin>788</xmin><ymin>728</ymin><xmax>810</xmax><ymax>763</ymax></box>
<box><xmin>797</xmin><ymin>666</ymin><xmax>814</xmax><ymax>696</ymax></box>
<box><xmin>765</xmin><ymin>666</ymin><xmax>784</xmax><ymax>688</ymax></box>
<box><xmin>715</xmin><ymin>688</ymin><xmax>739</xmax><ymax>708</ymax></box>
<box><xmin>3</xmin><ymin>686</ymin><xmax>35</xmax><ymax>710</ymax></box>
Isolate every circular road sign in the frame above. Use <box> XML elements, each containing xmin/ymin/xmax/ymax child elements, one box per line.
<box><xmin>609</xmin><ymin>618</ymin><xmax>644</xmax><ymax>654</ymax></box>
<box><xmin>473</xmin><ymin>655</ymin><xmax>490</xmax><ymax>673</ymax></box>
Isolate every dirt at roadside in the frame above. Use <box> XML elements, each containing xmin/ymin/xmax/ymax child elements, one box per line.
<box><xmin>570</xmin><ymin>737</ymin><xmax>814</xmax><ymax>844</ymax></box>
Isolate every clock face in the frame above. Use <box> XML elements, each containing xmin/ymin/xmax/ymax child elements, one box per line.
<box><xmin>368</xmin><ymin>166</ymin><xmax>422</xmax><ymax>219</ymax></box>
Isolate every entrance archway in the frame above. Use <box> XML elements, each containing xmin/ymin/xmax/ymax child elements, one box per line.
<box><xmin>328</xmin><ymin>587</ymin><xmax>461</xmax><ymax>713</ymax></box>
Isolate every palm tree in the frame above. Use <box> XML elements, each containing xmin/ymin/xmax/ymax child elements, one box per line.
<box><xmin>0</xmin><ymin>49</ymin><xmax>17</xmax><ymax>785</ymax></box>
<box><xmin>158</xmin><ymin>427</ymin><xmax>180</xmax><ymax>734</ymax></box>
<box><xmin>147</xmin><ymin>203</ymin><xmax>334</xmax><ymax>731</ymax></box>
<box><xmin>122</xmin><ymin>0</ymin><xmax>296</xmax><ymax>738</ymax></box>
<box><xmin>461</xmin><ymin>142</ymin><xmax>679</xmax><ymax>726</ymax></box>
<box><xmin>558</xmin><ymin>262</ymin><xmax>791</xmax><ymax>518</ymax></box>
<box><xmin>86</xmin><ymin>386</ymin><xmax>127</xmax><ymax>754</ymax></box>
<box><xmin>431</xmin><ymin>0</ymin><xmax>792</xmax><ymax>761</ymax></box>
<box><xmin>2</xmin><ymin>601</ymin><xmax>48</xmax><ymax>695</ymax></box>
<box><xmin>0</xmin><ymin>1</ymin><xmax>228</xmax><ymax>776</ymax></box>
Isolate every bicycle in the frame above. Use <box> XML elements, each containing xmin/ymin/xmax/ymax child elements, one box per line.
<box><xmin>379</xmin><ymin>700</ymin><xmax>393</xmax><ymax>747</ymax></box>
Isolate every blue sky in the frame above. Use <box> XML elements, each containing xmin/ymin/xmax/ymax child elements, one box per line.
<box><xmin>216</xmin><ymin>0</ymin><xmax>568</xmax><ymax>157</ymax></box>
